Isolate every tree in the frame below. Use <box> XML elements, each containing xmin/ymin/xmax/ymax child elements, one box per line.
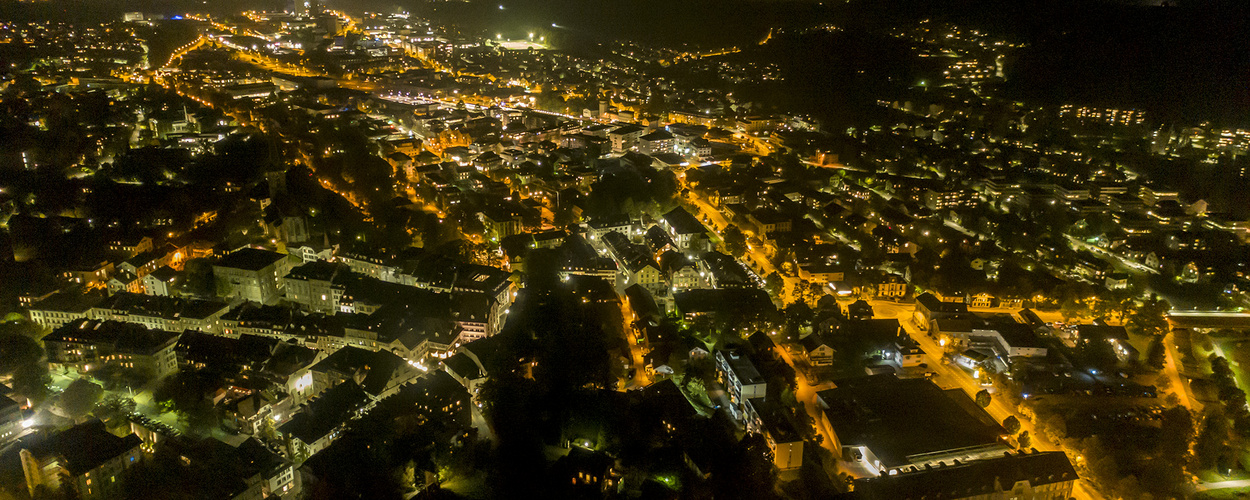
<box><xmin>1003</xmin><ymin>415</ymin><xmax>1021</xmax><ymax>435</ymax></box>
<box><xmin>0</xmin><ymin>331</ymin><xmax>43</xmax><ymax>374</ymax></box>
<box><xmin>1145</xmin><ymin>335</ymin><xmax>1166</xmax><ymax>370</ymax></box>
<box><xmin>1195</xmin><ymin>407</ymin><xmax>1230</xmax><ymax>470</ymax></box>
<box><xmin>154</xmin><ymin>371</ymin><xmax>223</xmax><ymax>435</ymax></box>
<box><xmin>1158</xmin><ymin>407</ymin><xmax>1194</xmax><ymax>460</ymax></box>
<box><xmin>1128</xmin><ymin>296</ymin><xmax>1171</xmax><ymax>338</ymax></box>
<box><xmin>10</xmin><ymin>361</ymin><xmax>50</xmax><ymax>404</ymax></box>
<box><xmin>710</xmin><ymin>433</ymin><xmax>780</xmax><ymax>500</ymax></box>
<box><xmin>794</xmin><ymin>280</ymin><xmax>815</xmax><ymax>307</ymax></box>
<box><xmin>763</xmin><ymin>273</ymin><xmax>784</xmax><ymax>299</ymax></box>
<box><xmin>94</xmin><ymin>393</ymin><xmax>137</xmax><ymax>422</ymax></box>
<box><xmin>721</xmin><ymin>225</ymin><xmax>747</xmax><ymax>257</ymax></box>
<box><xmin>975</xmin><ymin>390</ymin><xmax>991</xmax><ymax>408</ymax></box>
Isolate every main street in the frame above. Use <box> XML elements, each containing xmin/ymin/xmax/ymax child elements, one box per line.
<box><xmin>680</xmin><ymin>181</ymin><xmax>799</xmax><ymax>303</ymax></box>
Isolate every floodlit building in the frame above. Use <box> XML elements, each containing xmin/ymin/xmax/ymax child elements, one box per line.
<box><xmin>848</xmin><ymin>450</ymin><xmax>1078</xmax><ymax>500</ymax></box>
<box><xmin>213</xmin><ymin>248</ymin><xmax>292</xmax><ymax>305</ymax></box>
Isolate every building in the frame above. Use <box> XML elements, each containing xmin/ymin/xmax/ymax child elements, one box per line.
<box><xmin>19</xmin><ymin>420</ymin><xmax>143</xmax><ymax>499</ymax></box>
<box><xmin>478</xmin><ymin>205</ymin><xmax>523</xmax><ymax>240</ymax></box>
<box><xmin>89</xmin><ymin>292</ymin><xmax>230</xmax><ymax>334</ymax></box>
<box><xmin>283</xmin><ymin>261</ymin><xmax>350</xmax><ymax>314</ymax></box>
<box><xmin>963</xmin><ymin>324</ymin><xmax>1049</xmax><ymax>359</ymax></box>
<box><xmin>107</xmin><ymin>235</ymin><xmax>153</xmax><ymax>257</ymax></box>
<box><xmin>64</xmin><ymin>261</ymin><xmax>114</xmax><ymax>288</ymax></box>
<box><xmin>922</xmin><ymin>188</ymin><xmax>978</xmax><ymax>210</ymax></box>
<box><xmin>816</xmin><ymin>375</ymin><xmax>1008</xmax><ymax>476</ymax></box>
<box><xmin>914</xmin><ymin>292</ymin><xmax>969</xmax><ymax>330</ymax></box>
<box><xmin>747</xmin><ymin>209</ymin><xmax>792</xmax><ymax>235</ymax></box>
<box><xmin>637</xmin><ymin>130</ymin><xmax>675</xmax><ymax>154</ymax></box>
<box><xmin>602</xmin><ymin>231</ymin><xmax>664</xmax><ymax>294</ymax></box>
<box><xmin>746</xmin><ymin>397</ymin><xmax>804</xmax><ymax>470</ymax></box>
<box><xmin>673</xmin><ymin>288</ymin><xmax>775</xmax><ymax>323</ymax></box>
<box><xmin>308</xmin><ymin>346</ymin><xmax>418</xmax><ymax>400</ymax></box>
<box><xmin>27</xmin><ymin>288</ymin><xmax>104</xmax><ymax>332</ymax></box>
<box><xmin>799</xmin><ymin>332</ymin><xmax>836</xmax><ymax>367</ymax></box>
<box><xmin>608</xmin><ymin>125</ymin><xmax>646</xmax><ymax>153</ymax></box>
<box><xmin>261</xmin><ymin>342</ymin><xmax>324</xmax><ymax>405</ymax></box>
<box><xmin>277</xmin><ymin>381</ymin><xmax>370</xmax><ymax>460</ymax></box>
<box><xmin>159</xmin><ymin>436</ymin><xmax>298</xmax><ymax>500</ymax></box>
<box><xmin>105</xmin><ymin>272</ymin><xmax>143</xmax><ymax>296</ymax></box>
<box><xmin>43</xmin><ymin>319</ymin><xmax>180</xmax><ymax>379</ymax></box>
<box><xmin>830</xmin><ymin>319</ymin><xmax>922</xmax><ymax>368</ymax></box>
<box><xmin>660</xmin><ymin>207</ymin><xmax>709</xmax><ymax>252</ymax></box>
<box><xmin>141</xmin><ymin>266</ymin><xmax>179</xmax><ymax>297</ymax></box>
<box><xmin>875</xmin><ymin>274</ymin><xmax>908</xmax><ymax>299</ymax></box>
<box><xmin>715</xmin><ymin>349</ymin><xmax>767</xmax><ymax>422</ymax></box>
<box><xmin>0</xmin><ymin>395</ymin><xmax>28</xmax><ymax>442</ymax></box>
<box><xmin>848</xmin><ymin>450</ymin><xmax>1078</xmax><ymax>500</ymax></box>
<box><xmin>213</xmin><ymin>248</ymin><xmax>292</xmax><ymax>305</ymax></box>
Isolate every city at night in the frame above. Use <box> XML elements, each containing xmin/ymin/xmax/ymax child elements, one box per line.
<box><xmin>0</xmin><ymin>0</ymin><xmax>1248</xmax><ymax>498</ymax></box>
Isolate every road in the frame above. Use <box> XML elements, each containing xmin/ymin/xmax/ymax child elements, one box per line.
<box><xmin>774</xmin><ymin>343</ymin><xmax>838</xmax><ymax>454</ymax></box>
<box><xmin>1163</xmin><ymin>330</ymin><xmax>1200</xmax><ymax>411</ymax></box>
<box><xmin>1195</xmin><ymin>478</ymin><xmax>1250</xmax><ymax>492</ymax></box>
<box><xmin>680</xmin><ymin>185</ymin><xmax>797</xmax><ymax>302</ymax></box>
<box><xmin>1066</xmin><ymin>234</ymin><xmax>1157</xmax><ymax>275</ymax></box>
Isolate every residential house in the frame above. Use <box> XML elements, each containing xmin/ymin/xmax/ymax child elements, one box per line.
<box><xmin>799</xmin><ymin>332</ymin><xmax>836</xmax><ymax>367</ymax></box>
<box><xmin>660</xmin><ymin>207</ymin><xmax>710</xmax><ymax>252</ymax></box>
<box><xmin>142</xmin><ymin>266</ymin><xmax>179</xmax><ymax>297</ymax></box>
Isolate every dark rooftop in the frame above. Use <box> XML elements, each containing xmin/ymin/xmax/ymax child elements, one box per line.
<box><xmin>662</xmin><ymin>206</ymin><xmax>707</xmax><ymax>236</ymax></box>
<box><xmin>26</xmin><ymin>419</ymin><xmax>141</xmax><ymax>476</ymax></box>
<box><xmin>46</xmin><ymin>319</ymin><xmax>179</xmax><ymax>356</ymax></box>
<box><xmin>989</xmin><ymin>323</ymin><xmax>1046</xmax><ymax>349</ymax></box>
<box><xmin>310</xmin><ymin>346</ymin><xmax>407</xmax><ymax>397</ymax></box>
<box><xmin>214</xmin><ymin>248</ymin><xmax>288</xmax><ymax>272</ymax></box>
<box><xmin>278</xmin><ymin>380</ymin><xmax>369</xmax><ymax>444</ymax></box>
<box><xmin>817</xmin><ymin>375</ymin><xmax>1005</xmax><ymax>469</ymax></box>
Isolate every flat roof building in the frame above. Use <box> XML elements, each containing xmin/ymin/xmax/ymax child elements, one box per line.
<box><xmin>816</xmin><ymin>375</ymin><xmax>1008</xmax><ymax>475</ymax></box>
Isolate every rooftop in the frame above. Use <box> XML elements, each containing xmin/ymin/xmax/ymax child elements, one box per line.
<box><xmin>850</xmin><ymin>450</ymin><xmax>1077</xmax><ymax>499</ymax></box>
<box><xmin>25</xmin><ymin>419</ymin><xmax>142</xmax><ymax>476</ymax></box>
<box><xmin>46</xmin><ymin>319</ymin><xmax>180</xmax><ymax>356</ymax></box>
<box><xmin>214</xmin><ymin>248</ymin><xmax>288</xmax><ymax>272</ymax></box>
<box><xmin>719</xmin><ymin>349</ymin><xmax>765</xmax><ymax>386</ymax></box>
<box><xmin>662</xmin><ymin>206</ymin><xmax>707</xmax><ymax>235</ymax></box>
<box><xmin>278</xmin><ymin>380</ymin><xmax>369</xmax><ymax>444</ymax></box>
<box><xmin>817</xmin><ymin>375</ymin><xmax>1005</xmax><ymax>469</ymax></box>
